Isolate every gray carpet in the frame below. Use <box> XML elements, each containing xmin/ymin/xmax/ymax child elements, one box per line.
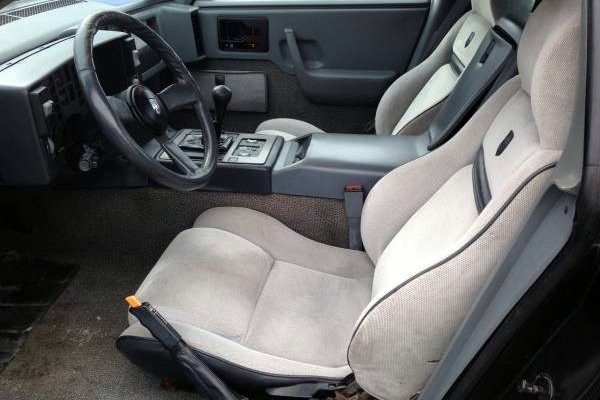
<box><xmin>0</xmin><ymin>188</ymin><xmax>348</xmax><ymax>400</ymax></box>
<box><xmin>0</xmin><ymin>188</ymin><xmax>348</xmax><ymax>254</ymax></box>
<box><xmin>0</xmin><ymin>249</ymin><xmax>201</xmax><ymax>400</ymax></box>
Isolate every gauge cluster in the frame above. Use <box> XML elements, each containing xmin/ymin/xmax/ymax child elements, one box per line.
<box><xmin>0</xmin><ymin>1</ymin><xmax>205</xmax><ymax>187</ymax></box>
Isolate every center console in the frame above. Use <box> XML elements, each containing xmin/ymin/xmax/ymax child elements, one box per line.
<box><xmin>157</xmin><ymin>129</ymin><xmax>283</xmax><ymax>193</ymax></box>
<box><xmin>273</xmin><ymin>133</ymin><xmax>430</xmax><ymax>199</ymax></box>
<box><xmin>156</xmin><ymin>128</ymin><xmax>427</xmax><ymax>199</ymax></box>
<box><xmin>154</xmin><ymin>81</ymin><xmax>283</xmax><ymax>193</ymax></box>
<box><xmin>153</xmin><ymin>83</ymin><xmax>426</xmax><ymax>198</ymax></box>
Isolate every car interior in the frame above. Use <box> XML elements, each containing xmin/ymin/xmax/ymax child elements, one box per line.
<box><xmin>0</xmin><ymin>0</ymin><xmax>596</xmax><ymax>399</ymax></box>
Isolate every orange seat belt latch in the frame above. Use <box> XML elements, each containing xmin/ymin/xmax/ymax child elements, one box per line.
<box><xmin>125</xmin><ymin>295</ymin><xmax>142</xmax><ymax>308</ymax></box>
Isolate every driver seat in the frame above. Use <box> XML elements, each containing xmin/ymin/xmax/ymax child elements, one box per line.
<box><xmin>117</xmin><ymin>0</ymin><xmax>582</xmax><ymax>398</ymax></box>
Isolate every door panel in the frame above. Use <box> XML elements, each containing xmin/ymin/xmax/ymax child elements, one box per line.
<box><xmin>196</xmin><ymin>2</ymin><xmax>429</xmax><ymax>106</ymax></box>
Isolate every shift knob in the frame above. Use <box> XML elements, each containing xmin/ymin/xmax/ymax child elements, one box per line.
<box><xmin>212</xmin><ymin>85</ymin><xmax>232</xmax><ymax>124</ymax></box>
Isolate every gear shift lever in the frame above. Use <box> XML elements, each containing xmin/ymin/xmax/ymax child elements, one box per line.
<box><xmin>212</xmin><ymin>85</ymin><xmax>232</xmax><ymax>140</ymax></box>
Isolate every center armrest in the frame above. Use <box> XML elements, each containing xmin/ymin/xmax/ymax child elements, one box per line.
<box><xmin>272</xmin><ymin>132</ymin><xmax>430</xmax><ymax>199</ymax></box>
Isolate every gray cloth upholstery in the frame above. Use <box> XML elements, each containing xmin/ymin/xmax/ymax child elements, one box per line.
<box><xmin>390</xmin><ymin>63</ymin><xmax>459</xmax><ymax>135</ymax></box>
<box><xmin>124</xmin><ymin>208</ymin><xmax>373</xmax><ymax>379</ymax></box>
<box><xmin>120</xmin><ymin>0</ymin><xmax>582</xmax><ymax>398</ymax></box>
<box><xmin>351</xmin><ymin>0</ymin><xmax>581</xmax><ymax>398</ymax></box>
<box><xmin>379</xmin><ymin>15</ymin><xmax>469</xmax><ymax>135</ymax></box>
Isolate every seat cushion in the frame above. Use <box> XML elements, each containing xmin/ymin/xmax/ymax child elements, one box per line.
<box><xmin>195</xmin><ymin>207</ymin><xmax>373</xmax><ymax>278</ymax></box>
<box><xmin>119</xmin><ymin>208</ymin><xmax>373</xmax><ymax>384</ymax></box>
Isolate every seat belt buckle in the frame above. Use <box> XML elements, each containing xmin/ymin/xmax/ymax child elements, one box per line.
<box><xmin>344</xmin><ymin>184</ymin><xmax>364</xmax><ymax>250</ymax></box>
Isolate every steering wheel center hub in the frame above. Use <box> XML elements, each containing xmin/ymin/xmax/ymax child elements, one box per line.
<box><xmin>129</xmin><ymin>85</ymin><xmax>168</xmax><ymax>133</ymax></box>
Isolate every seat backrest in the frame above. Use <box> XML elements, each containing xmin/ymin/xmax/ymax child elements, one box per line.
<box><xmin>351</xmin><ymin>0</ymin><xmax>582</xmax><ymax>398</ymax></box>
<box><xmin>375</xmin><ymin>0</ymin><xmax>534</xmax><ymax>136</ymax></box>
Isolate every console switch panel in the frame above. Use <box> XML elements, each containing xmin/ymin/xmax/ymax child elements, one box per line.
<box><xmin>222</xmin><ymin>134</ymin><xmax>276</xmax><ymax>165</ymax></box>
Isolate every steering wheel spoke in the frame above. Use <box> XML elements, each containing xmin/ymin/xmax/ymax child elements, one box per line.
<box><xmin>107</xmin><ymin>90</ymin><xmax>136</xmax><ymax>125</ymax></box>
<box><xmin>159</xmin><ymin>82</ymin><xmax>197</xmax><ymax>113</ymax></box>
<box><xmin>159</xmin><ymin>137</ymin><xmax>199</xmax><ymax>176</ymax></box>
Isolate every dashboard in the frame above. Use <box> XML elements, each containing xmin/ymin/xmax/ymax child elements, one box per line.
<box><xmin>0</xmin><ymin>32</ymin><xmax>136</xmax><ymax>185</ymax></box>
<box><xmin>0</xmin><ymin>0</ymin><xmax>205</xmax><ymax>186</ymax></box>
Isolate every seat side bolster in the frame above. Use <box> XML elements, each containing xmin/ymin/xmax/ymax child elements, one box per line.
<box><xmin>392</xmin><ymin>99</ymin><xmax>446</xmax><ymax>136</ymax></box>
<box><xmin>362</xmin><ymin>77</ymin><xmax>522</xmax><ymax>263</ymax></box>
<box><xmin>195</xmin><ymin>207</ymin><xmax>373</xmax><ymax>279</ymax></box>
<box><xmin>392</xmin><ymin>64</ymin><xmax>459</xmax><ymax>135</ymax></box>
<box><xmin>349</xmin><ymin>168</ymin><xmax>554</xmax><ymax>400</ymax></box>
<box><xmin>374</xmin><ymin>13</ymin><xmax>469</xmax><ymax>135</ymax></box>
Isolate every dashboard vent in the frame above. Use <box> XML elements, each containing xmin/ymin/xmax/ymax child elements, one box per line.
<box><xmin>191</xmin><ymin>12</ymin><xmax>204</xmax><ymax>57</ymax></box>
<box><xmin>1</xmin><ymin>0</ymin><xmax>84</xmax><ymax>24</ymax></box>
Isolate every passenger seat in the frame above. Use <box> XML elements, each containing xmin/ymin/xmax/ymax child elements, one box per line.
<box><xmin>256</xmin><ymin>0</ymin><xmax>534</xmax><ymax>139</ymax></box>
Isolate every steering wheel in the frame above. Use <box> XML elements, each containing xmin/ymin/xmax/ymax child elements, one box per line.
<box><xmin>73</xmin><ymin>10</ymin><xmax>217</xmax><ymax>191</ymax></box>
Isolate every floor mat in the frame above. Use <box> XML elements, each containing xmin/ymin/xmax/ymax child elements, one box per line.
<box><xmin>0</xmin><ymin>251</ymin><xmax>78</xmax><ymax>371</ymax></box>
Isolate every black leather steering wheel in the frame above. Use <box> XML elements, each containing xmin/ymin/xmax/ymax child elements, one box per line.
<box><xmin>74</xmin><ymin>10</ymin><xmax>217</xmax><ymax>191</ymax></box>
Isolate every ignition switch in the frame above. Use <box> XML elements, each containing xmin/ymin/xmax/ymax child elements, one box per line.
<box><xmin>78</xmin><ymin>145</ymin><xmax>99</xmax><ymax>172</ymax></box>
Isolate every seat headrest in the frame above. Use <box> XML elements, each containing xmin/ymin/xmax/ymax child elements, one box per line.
<box><xmin>471</xmin><ymin>0</ymin><xmax>534</xmax><ymax>26</ymax></box>
<box><xmin>517</xmin><ymin>0</ymin><xmax>582</xmax><ymax>150</ymax></box>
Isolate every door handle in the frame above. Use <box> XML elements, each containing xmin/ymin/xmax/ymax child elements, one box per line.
<box><xmin>284</xmin><ymin>28</ymin><xmax>308</xmax><ymax>77</ymax></box>
<box><xmin>283</xmin><ymin>27</ymin><xmax>395</xmax><ymax>105</ymax></box>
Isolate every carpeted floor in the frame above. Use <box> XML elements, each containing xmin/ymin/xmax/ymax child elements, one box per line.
<box><xmin>0</xmin><ymin>188</ymin><xmax>348</xmax><ymax>400</ymax></box>
<box><xmin>0</xmin><ymin>249</ymin><xmax>201</xmax><ymax>400</ymax></box>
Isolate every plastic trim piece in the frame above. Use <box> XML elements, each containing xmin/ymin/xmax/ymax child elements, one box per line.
<box><xmin>427</xmin><ymin>26</ymin><xmax>518</xmax><ymax>150</ymax></box>
<box><xmin>272</xmin><ymin>132</ymin><xmax>430</xmax><ymax>199</ymax></box>
<box><xmin>116</xmin><ymin>335</ymin><xmax>344</xmax><ymax>392</ymax></box>
<box><xmin>553</xmin><ymin>0</ymin><xmax>587</xmax><ymax>194</ymax></box>
<box><xmin>283</xmin><ymin>28</ymin><xmax>396</xmax><ymax>105</ymax></box>
<box><xmin>472</xmin><ymin>147</ymin><xmax>491</xmax><ymax>213</ymax></box>
<box><xmin>418</xmin><ymin>186</ymin><xmax>575</xmax><ymax>400</ymax></box>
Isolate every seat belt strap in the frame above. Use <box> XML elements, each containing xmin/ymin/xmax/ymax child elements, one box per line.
<box><xmin>344</xmin><ymin>184</ymin><xmax>364</xmax><ymax>250</ymax></box>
